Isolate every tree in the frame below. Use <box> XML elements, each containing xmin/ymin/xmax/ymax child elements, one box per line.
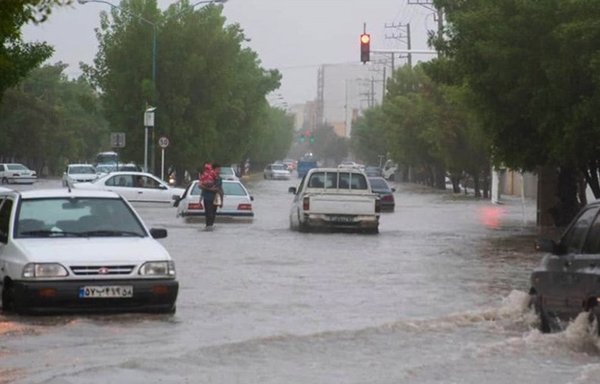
<box><xmin>84</xmin><ymin>0</ymin><xmax>281</xmax><ymax>178</ymax></box>
<box><xmin>430</xmin><ymin>0</ymin><xmax>600</xmax><ymax>224</ymax></box>
<box><xmin>0</xmin><ymin>63</ymin><xmax>108</xmax><ymax>174</ymax></box>
<box><xmin>0</xmin><ymin>0</ymin><xmax>71</xmax><ymax>102</ymax></box>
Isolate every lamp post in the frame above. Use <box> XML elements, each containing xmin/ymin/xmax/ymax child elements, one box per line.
<box><xmin>144</xmin><ymin>107</ymin><xmax>156</xmax><ymax>172</ymax></box>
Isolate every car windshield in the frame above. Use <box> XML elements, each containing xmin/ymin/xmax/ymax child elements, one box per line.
<box><xmin>190</xmin><ymin>182</ymin><xmax>246</xmax><ymax>196</ymax></box>
<box><xmin>308</xmin><ymin>171</ymin><xmax>368</xmax><ymax>190</ymax></box>
<box><xmin>220</xmin><ymin>167</ymin><xmax>235</xmax><ymax>176</ymax></box>
<box><xmin>7</xmin><ymin>164</ymin><xmax>28</xmax><ymax>171</ymax></box>
<box><xmin>70</xmin><ymin>165</ymin><xmax>95</xmax><ymax>174</ymax></box>
<box><xmin>15</xmin><ymin>197</ymin><xmax>146</xmax><ymax>238</ymax></box>
<box><xmin>369</xmin><ymin>178</ymin><xmax>390</xmax><ymax>190</ymax></box>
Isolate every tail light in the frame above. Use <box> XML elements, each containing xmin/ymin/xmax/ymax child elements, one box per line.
<box><xmin>303</xmin><ymin>196</ymin><xmax>310</xmax><ymax>211</ymax></box>
<box><xmin>382</xmin><ymin>195</ymin><xmax>394</xmax><ymax>202</ymax></box>
<box><xmin>188</xmin><ymin>201</ymin><xmax>203</xmax><ymax>210</ymax></box>
<box><xmin>375</xmin><ymin>198</ymin><xmax>381</xmax><ymax>213</ymax></box>
<box><xmin>238</xmin><ymin>203</ymin><xmax>252</xmax><ymax>211</ymax></box>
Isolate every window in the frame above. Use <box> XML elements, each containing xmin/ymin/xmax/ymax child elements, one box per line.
<box><xmin>0</xmin><ymin>198</ymin><xmax>12</xmax><ymax>243</ymax></box>
<box><xmin>562</xmin><ymin>207</ymin><xmax>599</xmax><ymax>253</ymax></box>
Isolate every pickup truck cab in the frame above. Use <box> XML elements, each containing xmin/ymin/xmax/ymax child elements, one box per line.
<box><xmin>288</xmin><ymin>168</ymin><xmax>380</xmax><ymax>233</ymax></box>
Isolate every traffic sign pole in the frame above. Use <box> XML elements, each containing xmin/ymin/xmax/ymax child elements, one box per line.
<box><xmin>158</xmin><ymin>136</ymin><xmax>169</xmax><ymax>181</ymax></box>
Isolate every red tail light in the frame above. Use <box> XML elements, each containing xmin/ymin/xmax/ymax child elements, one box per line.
<box><xmin>238</xmin><ymin>203</ymin><xmax>252</xmax><ymax>211</ymax></box>
<box><xmin>303</xmin><ymin>196</ymin><xmax>310</xmax><ymax>210</ymax></box>
<box><xmin>382</xmin><ymin>195</ymin><xmax>394</xmax><ymax>202</ymax></box>
<box><xmin>188</xmin><ymin>202</ymin><xmax>203</xmax><ymax>210</ymax></box>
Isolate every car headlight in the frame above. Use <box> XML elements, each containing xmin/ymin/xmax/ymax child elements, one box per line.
<box><xmin>139</xmin><ymin>261</ymin><xmax>176</xmax><ymax>277</ymax></box>
<box><xmin>22</xmin><ymin>263</ymin><xmax>68</xmax><ymax>278</ymax></box>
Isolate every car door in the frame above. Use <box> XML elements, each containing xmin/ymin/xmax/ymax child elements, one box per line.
<box><xmin>134</xmin><ymin>175</ymin><xmax>173</xmax><ymax>203</ymax></box>
<box><xmin>103</xmin><ymin>174</ymin><xmax>136</xmax><ymax>201</ymax></box>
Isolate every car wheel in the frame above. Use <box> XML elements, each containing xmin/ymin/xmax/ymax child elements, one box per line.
<box><xmin>531</xmin><ymin>294</ymin><xmax>551</xmax><ymax>333</ymax></box>
<box><xmin>1</xmin><ymin>177</ymin><xmax>7</xmax><ymax>184</ymax></box>
<box><xmin>1</xmin><ymin>280</ymin><xmax>15</xmax><ymax>313</ymax></box>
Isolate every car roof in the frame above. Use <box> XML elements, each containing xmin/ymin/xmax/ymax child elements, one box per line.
<box><xmin>98</xmin><ymin>171</ymin><xmax>155</xmax><ymax>177</ymax></box>
<box><xmin>308</xmin><ymin>167</ymin><xmax>365</xmax><ymax>173</ymax></box>
<box><xmin>2</xmin><ymin>188</ymin><xmax>121</xmax><ymax>199</ymax></box>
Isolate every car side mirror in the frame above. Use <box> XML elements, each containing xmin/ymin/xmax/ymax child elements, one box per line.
<box><xmin>150</xmin><ymin>228</ymin><xmax>167</xmax><ymax>239</ymax></box>
<box><xmin>535</xmin><ymin>239</ymin><xmax>563</xmax><ymax>254</ymax></box>
<box><xmin>391</xmin><ymin>188</ymin><xmax>396</xmax><ymax>192</ymax></box>
<box><xmin>250</xmin><ymin>196</ymin><xmax>254</xmax><ymax>201</ymax></box>
<box><xmin>288</xmin><ymin>187</ymin><xmax>297</xmax><ymax>194</ymax></box>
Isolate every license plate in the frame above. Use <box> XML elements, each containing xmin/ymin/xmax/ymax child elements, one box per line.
<box><xmin>330</xmin><ymin>215</ymin><xmax>354</xmax><ymax>223</ymax></box>
<box><xmin>79</xmin><ymin>285</ymin><xmax>133</xmax><ymax>298</ymax></box>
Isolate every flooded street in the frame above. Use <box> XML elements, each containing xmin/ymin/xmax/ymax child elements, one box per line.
<box><xmin>2</xmin><ymin>177</ymin><xmax>600</xmax><ymax>384</ymax></box>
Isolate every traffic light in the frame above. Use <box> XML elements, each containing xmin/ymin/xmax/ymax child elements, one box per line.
<box><xmin>360</xmin><ymin>33</ymin><xmax>370</xmax><ymax>63</ymax></box>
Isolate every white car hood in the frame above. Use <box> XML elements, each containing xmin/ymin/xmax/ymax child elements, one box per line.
<box><xmin>15</xmin><ymin>237</ymin><xmax>171</xmax><ymax>264</ymax></box>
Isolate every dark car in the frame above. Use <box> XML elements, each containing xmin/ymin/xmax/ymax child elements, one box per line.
<box><xmin>368</xmin><ymin>177</ymin><xmax>395</xmax><ymax>212</ymax></box>
<box><xmin>530</xmin><ymin>201</ymin><xmax>600</xmax><ymax>333</ymax></box>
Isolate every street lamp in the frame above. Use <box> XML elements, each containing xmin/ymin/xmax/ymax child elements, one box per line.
<box><xmin>144</xmin><ymin>107</ymin><xmax>156</xmax><ymax>172</ymax></box>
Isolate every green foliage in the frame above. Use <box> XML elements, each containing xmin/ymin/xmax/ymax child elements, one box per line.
<box><xmin>310</xmin><ymin>124</ymin><xmax>348</xmax><ymax>165</ymax></box>
<box><xmin>0</xmin><ymin>0</ymin><xmax>71</xmax><ymax>102</ymax></box>
<box><xmin>84</xmin><ymin>0</ymin><xmax>282</xmax><ymax>174</ymax></box>
<box><xmin>0</xmin><ymin>63</ymin><xmax>109</xmax><ymax>173</ymax></box>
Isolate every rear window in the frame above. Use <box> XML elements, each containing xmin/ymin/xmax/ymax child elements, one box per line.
<box><xmin>190</xmin><ymin>182</ymin><xmax>247</xmax><ymax>196</ymax></box>
<box><xmin>307</xmin><ymin>171</ymin><xmax>368</xmax><ymax>190</ymax></box>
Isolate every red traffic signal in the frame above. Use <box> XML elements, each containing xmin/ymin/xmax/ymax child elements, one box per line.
<box><xmin>360</xmin><ymin>33</ymin><xmax>370</xmax><ymax>63</ymax></box>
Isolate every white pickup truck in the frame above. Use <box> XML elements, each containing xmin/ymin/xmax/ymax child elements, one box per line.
<box><xmin>288</xmin><ymin>167</ymin><xmax>380</xmax><ymax>233</ymax></box>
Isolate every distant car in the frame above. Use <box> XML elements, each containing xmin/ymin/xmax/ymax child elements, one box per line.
<box><xmin>368</xmin><ymin>177</ymin><xmax>395</xmax><ymax>212</ymax></box>
<box><xmin>174</xmin><ymin>179</ymin><xmax>254</xmax><ymax>220</ymax></box>
<box><xmin>530</xmin><ymin>201</ymin><xmax>600</xmax><ymax>333</ymax></box>
<box><xmin>95</xmin><ymin>163</ymin><xmax>116</xmax><ymax>176</ymax></box>
<box><xmin>364</xmin><ymin>166</ymin><xmax>383</xmax><ymax>177</ymax></box>
<box><xmin>338</xmin><ymin>161</ymin><xmax>364</xmax><ymax>170</ymax></box>
<box><xmin>264</xmin><ymin>163</ymin><xmax>291</xmax><ymax>180</ymax></box>
<box><xmin>63</xmin><ymin>164</ymin><xmax>97</xmax><ymax>186</ymax></box>
<box><xmin>219</xmin><ymin>166</ymin><xmax>239</xmax><ymax>181</ymax></box>
<box><xmin>282</xmin><ymin>159</ymin><xmax>297</xmax><ymax>171</ymax></box>
<box><xmin>73</xmin><ymin>171</ymin><xmax>185</xmax><ymax>204</ymax></box>
<box><xmin>0</xmin><ymin>163</ymin><xmax>37</xmax><ymax>184</ymax></box>
<box><xmin>0</xmin><ymin>188</ymin><xmax>178</xmax><ymax>314</ymax></box>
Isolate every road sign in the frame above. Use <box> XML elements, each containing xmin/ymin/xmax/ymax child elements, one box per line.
<box><xmin>111</xmin><ymin>132</ymin><xmax>126</xmax><ymax>148</ymax></box>
<box><xmin>158</xmin><ymin>136</ymin><xmax>169</xmax><ymax>149</ymax></box>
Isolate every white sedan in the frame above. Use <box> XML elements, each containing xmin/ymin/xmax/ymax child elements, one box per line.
<box><xmin>63</xmin><ymin>164</ymin><xmax>97</xmax><ymax>186</ymax></box>
<box><xmin>174</xmin><ymin>179</ymin><xmax>254</xmax><ymax>220</ymax></box>
<box><xmin>0</xmin><ymin>188</ymin><xmax>178</xmax><ymax>314</ymax></box>
<box><xmin>73</xmin><ymin>171</ymin><xmax>185</xmax><ymax>204</ymax></box>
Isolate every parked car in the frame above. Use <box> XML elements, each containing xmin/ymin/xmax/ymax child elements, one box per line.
<box><xmin>264</xmin><ymin>163</ymin><xmax>291</xmax><ymax>180</ymax></box>
<box><xmin>368</xmin><ymin>177</ymin><xmax>395</xmax><ymax>212</ymax></box>
<box><xmin>73</xmin><ymin>171</ymin><xmax>185</xmax><ymax>204</ymax></box>
<box><xmin>63</xmin><ymin>164</ymin><xmax>97</xmax><ymax>186</ymax></box>
<box><xmin>0</xmin><ymin>163</ymin><xmax>37</xmax><ymax>184</ymax></box>
<box><xmin>219</xmin><ymin>166</ymin><xmax>240</xmax><ymax>181</ymax></box>
<box><xmin>0</xmin><ymin>188</ymin><xmax>178</xmax><ymax>314</ymax></box>
<box><xmin>174</xmin><ymin>179</ymin><xmax>254</xmax><ymax>220</ymax></box>
<box><xmin>530</xmin><ymin>201</ymin><xmax>600</xmax><ymax>333</ymax></box>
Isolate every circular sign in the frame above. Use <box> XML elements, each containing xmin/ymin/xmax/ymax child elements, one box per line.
<box><xmin>158</xmin><ymin>136</ymin><xmax>169</xmax><ymax>148</ymax></box>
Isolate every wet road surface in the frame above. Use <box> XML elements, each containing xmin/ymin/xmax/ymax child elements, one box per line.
<box><xmin>2</xmin><ymin>177</ymin><xmax>600</xmax><ymax>383</ymax></box>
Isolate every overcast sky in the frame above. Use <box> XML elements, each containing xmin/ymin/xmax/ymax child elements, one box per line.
<box><xmin>22</xmin><ymin>0</ymin><xmax>436</xmax><ymax>105</ymax></box>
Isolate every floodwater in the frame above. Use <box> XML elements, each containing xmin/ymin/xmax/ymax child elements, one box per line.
<box><xmin>2</xmin><ymin>177</ymin><xmax>600</xmax><ymax>384</ymax></box>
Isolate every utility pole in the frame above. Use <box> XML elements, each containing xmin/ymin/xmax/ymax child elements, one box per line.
<box><xmin>408</xmin><ymin>0</ymin><xmax>444</xmax><ymax>53</ymax></box>
<box><xmin>384</xmin><ymin>22</ymin><xmax>412</xmax><ymax>68</ymax></box>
